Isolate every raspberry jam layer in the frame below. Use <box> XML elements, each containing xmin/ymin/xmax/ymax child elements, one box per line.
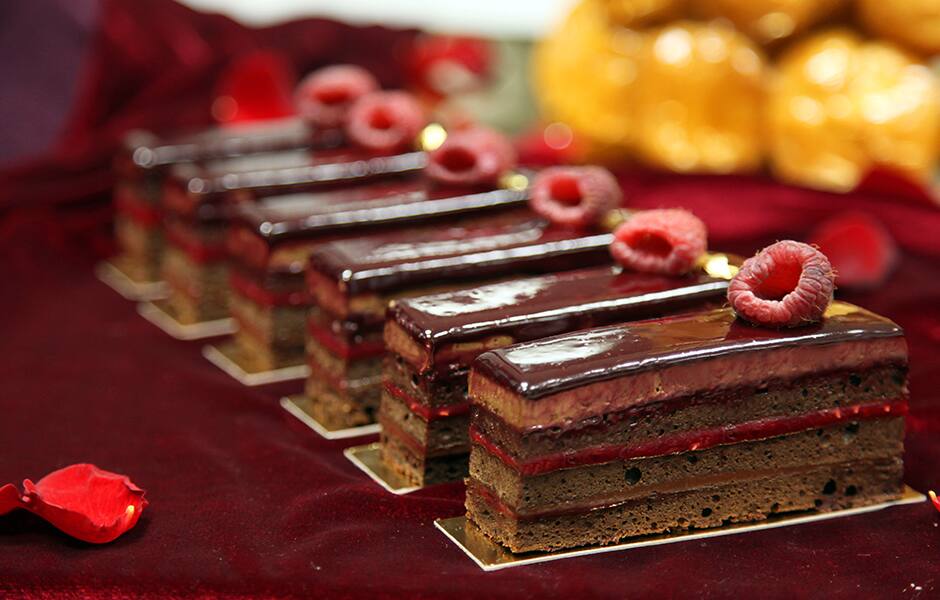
<box><xmin>307</xmin><ymin>318</ymin><xmax>385</xmax><ymax>361</ymax></box>
<box><xmin>387</xmin><ymin>266</ymin><xmax>728</xmax><ymax>375</ymax></box>
<box><xmin>384</xmin><ymin>382</ymin><xmax>470</xmax><ymax>422</ymax></box>
<box><xmin>471</xmin><ymin>398</ymin><xmax>907</xmax><ymax>476</ymax></box>
<box><xmin>230</xmin><ymin>271</ymin><xmax>309</xmax><ymax>307</ymax></box>
<box><xmin>470</xmin><ymin>302</ymin><xmax>906</xmax><ymax>429</ymax></box>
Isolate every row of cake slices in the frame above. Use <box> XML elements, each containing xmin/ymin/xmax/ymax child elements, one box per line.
<box><xmin>110</xmin><ymin>64</ymin><xmax>909</xmax><ymax>554</ymax></box>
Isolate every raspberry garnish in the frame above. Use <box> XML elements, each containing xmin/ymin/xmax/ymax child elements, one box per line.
<box><xmin>610</xmin><ymin>209</ymin><xmax>707</xmax><ymax>275</ymax></box>
<box><xmin>294</xmin><ymin>65</ymin><xmax>379</xmax><ymax>128</ymax></box>
<box><xmin>728</xmin><ymin>240</ymin><xmax>835</xmax><ymax>328</ymax></box>
<box><xmin>808</xmin><ymin>211</ymin><xmax>897</xmax><ymax>289</ymax></box>
<box><xmin>529</xmin><ymin>166</ymin><xmax>622</xmax><ymax>228</ymax></box>
<box><xmin>426</xmin><ymin>126</ymin><xmax>516</xmax><ymax>187</ymax></box>
<box><xmin>345</xmin><ymin>91</ymin><xmax>427</xmax><ymax>154</ymax></box>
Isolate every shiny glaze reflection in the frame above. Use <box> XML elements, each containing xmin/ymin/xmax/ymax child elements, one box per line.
<box><xmin>309</xmin><ymin>212</ymin><xmax>615</xmax><ymax>295</ymax></box>
<box><xmin>474</xmin><ymin>302</ymin><xmax>904</xmax><ymax>399</ymax></box>
<box><xmin>393</xmin><ymin>267</ymin><xmax>725</xmax><ymax>346</ymax></box>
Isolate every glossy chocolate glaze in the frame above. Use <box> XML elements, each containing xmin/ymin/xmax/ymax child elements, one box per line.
<box><xmin>308</xmin><ymin>219</ymin><xmax>614</xmax><ymax>296</ymax></box>
<box><xmin>234</xmin><ymin>180</ymin><xmax>529</xmax><ymax>243</ymax></box>
<box><xmin>119</xmin><ymin>119</ymin><xmax>325</xmax><ymax>171</ymax></box>
<box><xmin>171</xmin><ymin>149</ymin><xmax>427</xmax><ymax>209</ymax></box>
<box><xmin>391</xmin><ymin>266</ymin><xmax>728</xmax><ymax>352</ymax></box>
<box><xmin>474</xmin><ymin>302</ymin><xmax>905</xmax><ymax>401</ymax></box>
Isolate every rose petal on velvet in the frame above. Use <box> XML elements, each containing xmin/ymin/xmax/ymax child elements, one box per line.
<box><xmin>930</xmin><ymin>491</ymin><xmax>940</xmax><ymax>514</ymax></box>
<box><xmin>20</xmin><ymin>464</ymin><xmax>147</xmax><ymax>544</ymax></box>
<box><xmin>0</xmin><ymin>483</ymin><xmax>24</xmax><ymax>516</ymax></box>
<box><xmin>212</xmin><ymin>50</ymin><xmax>297</xmax><ymax>124</ymax></box>
<box><xmin>808</xmin><ymin>211</ymin><xmax>898</xmax><ymax>289</ymax></box>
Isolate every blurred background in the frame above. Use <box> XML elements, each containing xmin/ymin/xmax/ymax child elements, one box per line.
<box><xmin>2</xmin><ymin>0</ymin><xmax>939</xmax><ymax>286</ymax></box>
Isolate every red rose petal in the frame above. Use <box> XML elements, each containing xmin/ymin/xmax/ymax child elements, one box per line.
<box><xmin>0</xmin><ymin>483</ymin><xmax>22</xmax><ymax>516</ymax></box>
<box><xmin>212</xmin><ymin>50</ymin><xmax>297</xmax><ymax>124</ymax></box>
<box><xmin>930</xmin><ymin>491</ymin><xmax>940</xmax><ymax>514</ymax></box>
<box><xmin>14</xmin><ymin>464</ymin><xmax>147</xmax><ymax>544</ymax></box>
<box><xmin>808</xmin><ymin>211</ymin><xmax>898</xmax><ymax>289</ymax></box>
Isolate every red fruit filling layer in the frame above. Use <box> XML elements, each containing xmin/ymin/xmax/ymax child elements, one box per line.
<box><xmin>385</xmin><ymin>381</ymin><xmax>470</xmax><ymax>422</ymax></box>
<box><xmin>470</xmin><ymin>398</ymin><xmax>906</xmax><ymax>477</ymax></box>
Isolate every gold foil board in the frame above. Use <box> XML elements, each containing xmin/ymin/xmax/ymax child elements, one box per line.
<box><xmin>344</xmin><ymin>443</ymin><xmax>421</xmax><ymax>495</ymax></box>
<box><xmin>95</xmin><ymin>260</ymin><xmax>168</xmax><ymax>302</ymax></box>
<box><xmin>202</xmin><ymin>342</ymin><xmax>309</xmax><ymax>386</ymax></box>
<box><xmin>138</xmin><ymin>300</ymin><xmax>236</xmax><ymax>340</ymax></box>
<box><xmin>436</xmin><ymin>486</ymin><xmax>926</xmax><ymax>571</ymax></box>
<box><xmin>281</xmin><ymin>396</ymin><xmax>381</xmax><ymax>440</ymax></box>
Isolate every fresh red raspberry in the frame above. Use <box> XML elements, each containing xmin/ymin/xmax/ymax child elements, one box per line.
<box><xmin>610</xmin><ymin>209</ymin><xmax>707</xmax><ymax>275</ymax></box>
<box><xmin>808</xmin><ymin>211</ymin><xmax>897</xmax><ymax>289</ymax></box>
<box><xmin>529</xmin><ymin>166</ymin><xmax>621</xmax><ymax>228</ymax></box>
<box><xmin>425</xmin><ymin>126</ymin><xmax>517</xmax><ymax>187</ymax></box>
<box><xmin>345</xmin><ymin>91</ymin><xmax>427</xmax><ymax>154</ymax></box>
<box><xmin>294</xmin><ymin>65</ymin><xmax>379</xmax><ymax>128</ymax></box>
<box><xmin>728</xmin><ymin>240</ymin><xmax>835</xmax><ymax>328</ymax></box>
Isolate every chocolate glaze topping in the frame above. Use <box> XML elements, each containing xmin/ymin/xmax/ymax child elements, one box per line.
<box><xmin>392</xmin><ymin>266</ymin><xmax>727</xmax><ymax>348</ymax></box>
<box><xmin>308</xmin><ymin>219</ymin><xmax>615</xmax><ymax>296</ymax></box>
<box><xmin>474</xmin><ymin>302</ymin><xmax>904</xmax><ymax>400</ymax></box>
<box><xmin>121</xmin><ymin>119</ymin><xmax>325</xmax><ymax>169</ymax></box>
<box><xmin>234</xmin><ymin>182</ymin><xmax>530</xmax><ymax>244</ymax></box>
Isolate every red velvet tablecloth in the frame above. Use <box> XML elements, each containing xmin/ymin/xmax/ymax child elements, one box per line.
<box><xmin>1</xmin><ymin>176</ymin><xmax>939</xmax><ymax>598</ymax></box>
<box><xmin>2</xmin><ymin>2</ymin><xmax>940</xmax><ymax>598</ymax></box>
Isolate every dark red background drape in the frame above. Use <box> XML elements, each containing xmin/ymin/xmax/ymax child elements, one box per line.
<box><xmin>1</xmin><ymin>1</ymin><xmax>938</xmax><ymax>597</ymax></box>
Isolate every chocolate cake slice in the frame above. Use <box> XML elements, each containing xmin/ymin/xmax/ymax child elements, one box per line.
<box><xmin>381</xmin><ymin>264</ymin><xmax>735</xmax><ymax>486</ymax></box>
<box><xmin>112</xmin><ymin>119</ymin><xmax>320</xmax><ymax>283</ymax></box>
<box><xmin>224</xmin><ymin>183</ymin><xmax>530</xmax><ymax>371</ymax></box>
<box><xmin>159</xmin><ymin>147</ymin><xmax>425</xmax><ymax>325</ymax></box>
<box><xmin>465</xmin><ymin>302</ymin><xmax>908</xmax><ymax>552</ymax></box>
<box><xmin>302</xmin><ymin>221</ymin><xmax>616</xmax><ymax>430</ymax></box>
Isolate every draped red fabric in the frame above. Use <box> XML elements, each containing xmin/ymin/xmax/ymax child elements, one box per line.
<box><xmin>1</xmin><ymin>1</ymin><xmax>939</xmax><ymax>597</ymax></box>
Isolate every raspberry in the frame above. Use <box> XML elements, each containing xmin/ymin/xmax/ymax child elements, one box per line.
<box><xmin>728</xmin><ymin>240</ymin><xmax>835</xmax><ymax>328</ymax></box>
<box><xmin>529</xmin><ymin>166</ymin><xmax>622</xmax><ymax>228</ymax></box>
<box><xmin>425</xmin><ymin>127</ymin><xmax>516</xmax><ymax>186</ymax></box>
<box><xmin>345</xmin><ymin>91</ymin><xmax>427</xmax><ymax>154</ymax></box>
<box><xmin>294</xmin><ymin>65</ymin><xmax>379</xmax><ymax>128</ymax></box>
<box><xmin>808</xmin><ymin>211</ymin><xmax>897</xmax><ymax>289</ymax></box>
<box><xmin>610</xmin><ymin>209</ymin><xmax>707</xmax><ymax>275</ymax></box>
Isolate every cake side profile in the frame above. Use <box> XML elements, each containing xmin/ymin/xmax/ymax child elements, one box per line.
<box><xmin>225</xmin><ymin>187</ymin><xmax>530</xmax><ymax>372</ymax></box>
<box><xmin>380</xmin><ymin>266</ymin><xmax>731</xmax><ymax>486</ymax></box>
<box><xmin>465</xmin><ymin>302</ymin><xmax>908</xmax><ymax>553</ymax></box>
<box><xmin>111</xmin><ymin>119</ymin><xmax>319</xmax><ymax>284</ymax></box>
<box><xmin>303</xmin><ymin>222</ymin><xmax>616</xmax><ymax>429</ymax></box>
<box><xmin>159</xmin><ymin>149</ymin><xmax>425</xmax><ymax>325</ymax></box>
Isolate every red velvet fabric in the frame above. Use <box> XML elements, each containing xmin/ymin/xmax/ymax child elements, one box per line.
<box><xmin>2</xmin><ymin>2</ymin><xmax>940</xmax><ymax>597</ymax></box>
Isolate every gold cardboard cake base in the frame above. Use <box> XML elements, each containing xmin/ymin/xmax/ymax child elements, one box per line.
<box><xmin>280</xmin><ymin>395</ymin><xmax>381</xmax><ymax>440</ymax></box>
<box><xmin>138</xmin><ymin>300</ymin><xmax>236</xmax><ymax>340</ymax></box>
<box><xmin>344</xmin><ymin>443</ymin><xmax>421</xmax><ymax>495</ymax></box>
<box><xmin>436</xmin><ymin>486</ymin><xmax>926</xmax><ymax>571</ymax></box>
<box><xmin>95</xmin><ymin>260</ymin><xmax>168</xmax><ymax>302</ymax></box>
<box><xmin>202</xmin><ymin>342</ymin><xmax>309</xmax><ymax>386</ymax></box>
